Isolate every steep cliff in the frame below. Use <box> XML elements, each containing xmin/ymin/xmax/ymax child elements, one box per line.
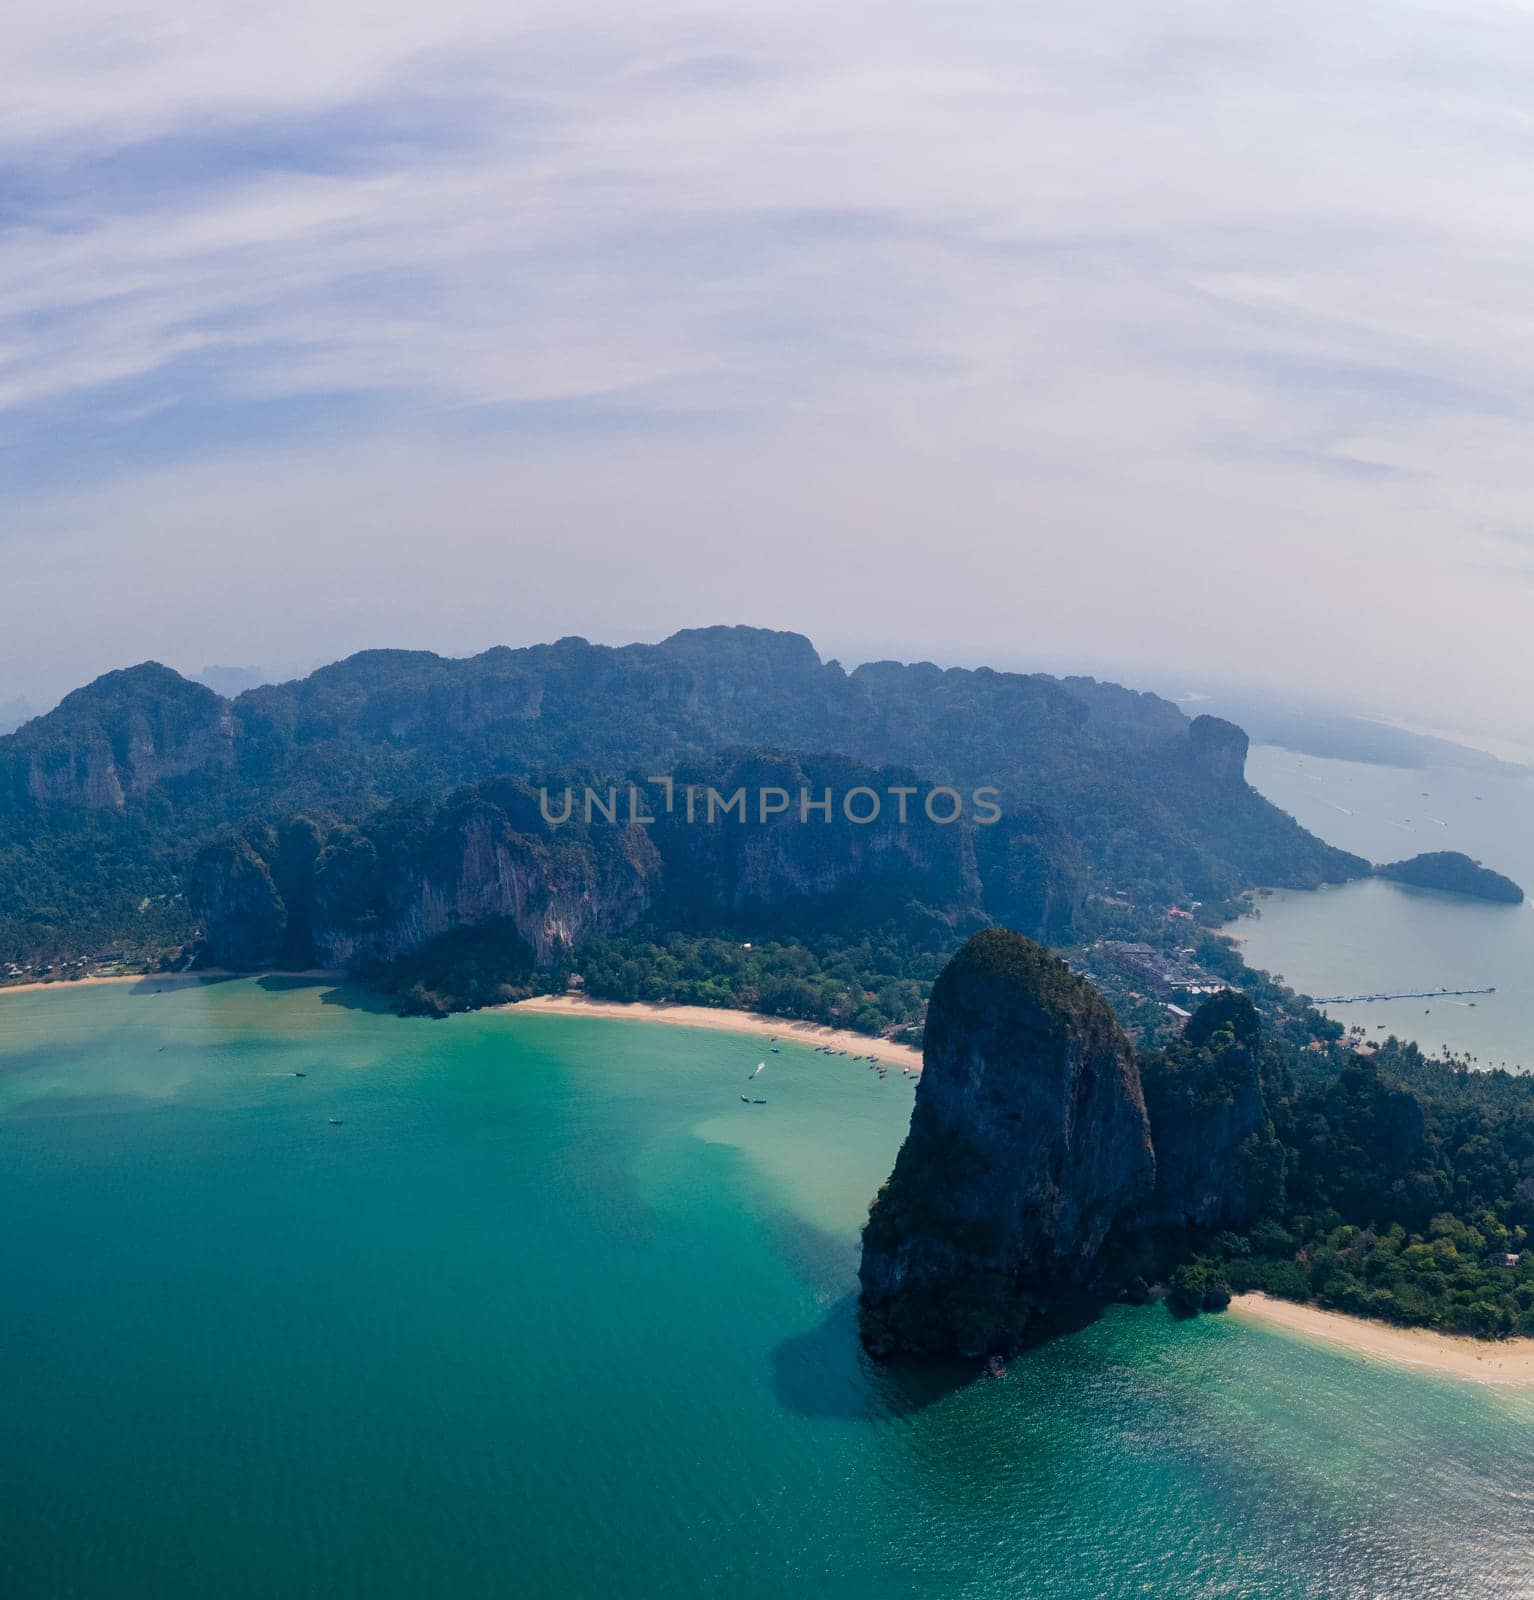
<box><xmin>3</xmin><ymin>625</ymin><xmax>1383</xmax><ymax>964</ymax></box>
<box><xmin>1184</xmin><ymin>715</ymin><xmax>1250</xmax><ymax>788</ymax></box>
<box><xmin>857</xmin><ymin>960</ymin><xmax>1311</xmax><ymax>1360</ymax></box>
<box><xmin>647</xmin><ymin>750</ymin><xmax>981</xmax><ymax>933</ymax></box>
<box><xmin>193</xmin><ymin>781</ymin><xmax>663</xmax><ymax>976</ymax></box>
<box><xmin>4</xmin><ymin>664</ymin><xmax>233</xmax><ymax>813</ymax></box>
<box><xmin>1137</xmin><ymin>992</ymin><xmax>1284</xmax><ymax>1233</ymax></box>
<box><xmin>187</xmin><ymin>834</ymin><xmax>288</xmax><ymax>969</ymax></box>
<box><xmin>190</xmin><ymin>753</ymin><xmax>984</xmax><ymax>986</ymax></box>
<box><xmin>859</xmin><ymin>930</ymin><xmax>1155</xmax><ymax>1358</ymax></box>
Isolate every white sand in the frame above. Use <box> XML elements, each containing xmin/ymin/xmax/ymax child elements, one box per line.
<box><xmin>506</xmin><ymin>993</ymin><xmax>922</xmax><ymax>1068</ymax></box>
<box><xmin>0</xmin><ymin>969</ymin><xmax>333</xmax><ymax>998</ymax></box>
<box><xmin>1229</xmin><ymin>1293</ymin><xmax>1534</xmax><ymax>1385</ymax></box>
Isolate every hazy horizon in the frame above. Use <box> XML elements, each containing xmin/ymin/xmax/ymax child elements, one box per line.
<box><xmin>6</xmin><ymin>3</ymin><xmax>1534</xmax><ymax>739</ymax></box>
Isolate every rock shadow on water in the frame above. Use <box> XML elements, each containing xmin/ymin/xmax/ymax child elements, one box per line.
<box><xmin>312</xmin><ymin>980</ymin><xmax>401</xmax><ymax>1015</ymax></box>
<box><xmin>123</xmin><ymin>972</ymin><xmax>240</xmax><ymax>997</ymax></box>
<box><xmin>772</xmin><ymin>1288</ymin><xmax>1119</xmax><ymax>1422</ymax></box>
<box><xmin>770</xmin><ymin>1294</ymin><xmax>971</xmax><ymax>1421</ymax></box>
<box><xmin>255</xmin><ymin>973</ymin><xmax>336</xmax><ymax>996</ymax></box>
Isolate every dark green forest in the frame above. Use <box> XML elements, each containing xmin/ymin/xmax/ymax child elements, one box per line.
<box><xmin>0</xmin><ymin>628</ymin><xmax>1367</xmax><ymax>968</ymax></box>
<box><xmin>1136</xmin><ymin>1027</ymin><xmax>1534</xmax><ymax>1337</ymax></box>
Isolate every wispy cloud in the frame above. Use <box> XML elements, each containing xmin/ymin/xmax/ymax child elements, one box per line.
<box><xmin>3</xmin><ymin>1</ymin><xmax>1534</xmax><ymax>733</ymax></box>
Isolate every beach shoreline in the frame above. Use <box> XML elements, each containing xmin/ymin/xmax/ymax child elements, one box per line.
<box><xmin>1229</xmin><ymin>1292</ymin><xmax>1534</xmax><ymax>1385</ymax></box>
<box><xmin>0</xmin><ymin>973</ymin><xmax>921</xmax><ymax>1068</ymax></box>
<box><xmin>1</xmin><ymin>971</ymin><xmax>193</xmax><ymax>997</ymax></box>
<box><xmin>505</xmin><ymin>993</ymin><xmax>923</xmax><ymax>1069</ymax></box>
<box><xmin>0</xmin><ymin>969</ymin><xmax>335</xmax><ymax>998</ymax></box>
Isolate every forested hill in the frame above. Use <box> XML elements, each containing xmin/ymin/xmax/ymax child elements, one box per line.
<box><xmin>0</xmin><ymin>626</ymin><xmax>1367</xmax><ymax>964</ymax></box>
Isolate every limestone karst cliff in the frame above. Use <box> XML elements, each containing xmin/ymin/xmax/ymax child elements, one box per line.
<box><xmin>192</xmin><ymin>781</ymin><xmax>664</xmax><ymax>976</ymax></box>
<box><xmin>1137</xmin><ymin>991</ymin><xmax>1285</xmax><ymax>1234</ymax></box>
<box><xmin>857</xmin><ymin>936</ymin><xmax>1294</xmax><ymax>1361</ymax></box>
<box><xmin>12</xmin><ymin>664</ymin><xmax>233</xmax><ymax>811</ymax></box>
<box><xmin>189</xmin><ymin>755</ymin><xmax>983</xmax><ymax>984</ymax></box>
<box><xmin>858</xmin><ymin>930</ymin><xmax>1156</xmax><ymax>1358</ymax></box>
<box><xmin>4</xmin><ymin>626</ymin><xmax>1380</xmax><ymax>967</ymax></box>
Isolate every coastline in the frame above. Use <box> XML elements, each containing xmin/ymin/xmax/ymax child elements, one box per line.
<box><xmin>0</xmin><ymin>969</ymin><xmax>336</xmax><ymax>999</ymax></box>
<box><xmin>0</xmin><ymin>973</ymin><xmax>921</xmax><ymax>1068</ymax></box>
<box><xmin>1229</xmin><ymin>1293</ymin><xmax>1534</xmax><ymax>1385</ymax></box>
<box><xmin>506</xmin><ymin>993</ymin><xmax>923</xmax><ymax>1069</ymax></box>
<box><xmin>1</xmin><ymin>971</ymin><xmax>194</xmax><ymax>997</ymax></box>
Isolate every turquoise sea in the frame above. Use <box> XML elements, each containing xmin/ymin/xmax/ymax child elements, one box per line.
<box><xmin>1231</xmin><ymin>746</ymin><xmax>1534</xmax><ymax>1070</ymax></box>
<box><xmin>1</xmin><ymin>977</ymin><xmax>1531</xmax><ymax>1598</ymax></box>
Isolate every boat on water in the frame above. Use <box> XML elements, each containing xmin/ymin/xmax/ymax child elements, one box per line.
<box><xmin>748</xmin><ymin>1062</ymin><xmax>765</xmax><ymax>1080</ymax></box>
<box><xmin>328</xmin><ymin>1117</ymin><xmax>343</xmax><ymax>1126</ymax></box>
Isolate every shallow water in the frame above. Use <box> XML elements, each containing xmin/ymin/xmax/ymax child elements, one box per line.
<box><xmin>1229</xmin><ymin>745</ymin><xmax>1534</xmax><ymax>1069</ymax></box>
<box><xmin>0</xmin><ymin>977</ymin><xmax>1529</xmax><ymax>1597</ymax></box>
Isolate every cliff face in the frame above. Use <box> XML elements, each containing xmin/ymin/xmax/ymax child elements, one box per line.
<box><xmin>1185</xmin><ymin>714</ymin><xmax>1249</xmax><ymax>788</ymax></box>
<box><xmin>191</xmin><ymin>753</ymin><xmax>984</xmax><ymax>979</ymax></box>
<box><xmin>975</xmin><ymin>806</ymin><xmax>1086</xmax><ymax>944</ymax></box>
<box><xmin>4</xmin><ymin>628</ymin><xmax>1393</xmax><ymax>966</ymax></box>
<box><xmin>309</xmin><ymin>803</ymin><xmax>661</xmax><ymax>971</ymax></box>
<box><xmin>648</xmin><ymin>751</ymin><xmax>981</xmax><ymax>928</ymax></box>
<box><xmin>858</xmin><ymin>965</ymin><xmax>1300</xmax><ymax>1361</ymax></box>
<box><xmin>8</xmin><ymin>665</ymin><xmax>234</xmax><ymax>812</ymax></box>
<box><xmin>188</xmin><ymin>835</ymin><xmax>288</xmax><ymax>969</ymax></box>
<box><xmin>192</xmin><ymin>784</ymin><xmax>662</xmax><ymax>973</ymax></box>
<box><xmin>1138</xmin><ymin>993</ymin><xmax>1284</xmax><ymax>1233</ymax></box>
<box><xmin>859</xmin><ymin>930</ymin><xmax>1155</xmax><ymax>1358</ymax></box>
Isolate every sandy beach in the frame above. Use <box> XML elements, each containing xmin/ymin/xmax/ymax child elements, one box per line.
<box><xmin>1229</xmin><ymin>1293</ymin><xmax>1534</xmax><ymax>1385</ymax></box>
<box><xmin>2</xmin><ymin>972</ymin><xmax>184</xmax><ymax>997</ymax></box>
<box><xmin>0</xmin><ymin>974</ymin><xmax>922</xmax><ymax>1068</ymax></box>
<box><xmin>507</xmin><ymin>993</ymin><xmax>923</xmax><ymax>1069</ymax></box>
<box><xmin>0</xmin><ymin>969</ymin><xmax>334</xmax><ymax>999</ymax></box>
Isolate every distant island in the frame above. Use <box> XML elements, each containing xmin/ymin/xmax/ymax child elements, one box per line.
<box><xmin>1374</xmin><ymin>851</ymin><xmax>1525</xmax><ymax>904</ymax></box>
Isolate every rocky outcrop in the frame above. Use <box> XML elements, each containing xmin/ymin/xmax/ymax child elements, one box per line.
<box><xmin>859</xmin><ymin>930</ymin><xmax>1155</xmax><ymax>1358</ymax></box>
<box><xmin>188</xmin><ymin>835</ymin><xmax>288</xmax><ymax>969</ymax></box>
<box><xmin>857</xmin><ymin>960</ymin><xmax>1306</xmax><ymax>1361</ymax></box>
<box><xmin>191</xmin><ymin>784</ymin><xmax>662</xmax><ymax>973</ymax></box>
<box><xmin>8</xmin><ymin>664</ymin><xmax>234</xmax><ymax>812</ymax></box>
<box><xmin>190</xmin><ymin>751</ymin><xmax>988</xmax><ymax>981</ymax></box>
<box><xmin>4</xmin><ymin>629</ymin><xmax>1384</xmax><ymax>966</ymax></box>
<box><xmin>1138</xmin><ymin>992</ymin><xmax>1284</xmax><ymax>1232</ymax></box>
<box><xmin>649</xmin><ymin>751</ymin><xmax>981</xmax><ymax>927</ymax></box>
<box><xmin>975</xmin><ymin>806</ymin><xmax>1086</xmax><ymax>944</ymax></box>
<box><xmin>1185</xmin><ymin>714</ymin><xmax>1249</xmax><ymax>788</ymax></box>
<box><xmin>310</xmin><ymin>801</ymin><xmax>661</xmax><ymax>970</ymax></box>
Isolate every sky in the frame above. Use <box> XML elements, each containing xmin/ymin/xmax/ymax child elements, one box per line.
<box><xmin>4</xmin><ymin>1</ymin><xmax>1534</xmax><ymax>738</ymax></box>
